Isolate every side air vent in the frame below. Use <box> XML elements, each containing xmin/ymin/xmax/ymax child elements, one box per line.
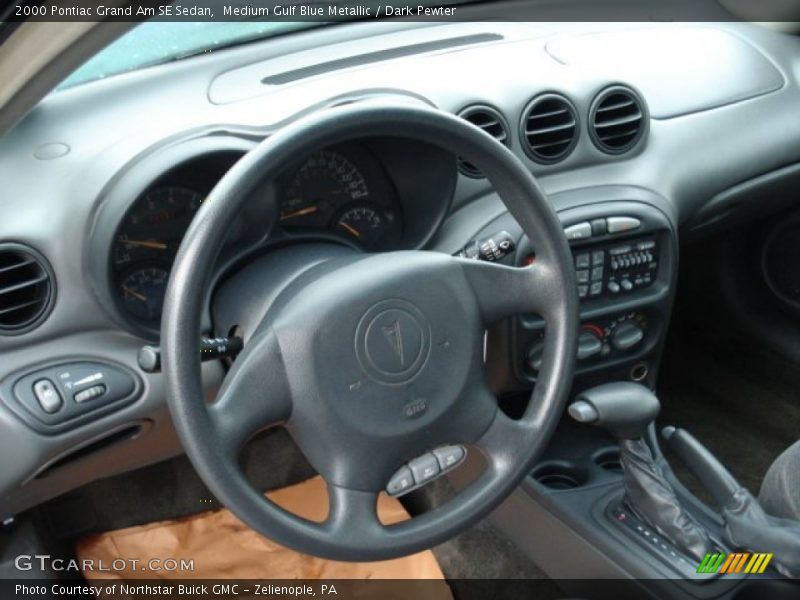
<box><xmin>590</xmin><ymin>86</ymin><xmax>647</xmax><ymax>154</ymax></box>
<box><xmin>520</xmin><ymin>93</ymin><xmax>579</xmax><ymax>164</ymax></box>
<box><xmin>457</xmin><ymin>105</ymin><xmax>510</xmax><ymax>178</ymax></box>
<box><xmin>0</xmin><ymin>243</ymin><xmax>55</xmax><ymax>335</ymax></box>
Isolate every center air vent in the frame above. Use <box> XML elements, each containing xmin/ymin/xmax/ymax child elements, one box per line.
<box><xmin>457</xmin><ymin>105</ymin><xmax>510</xmax><ymax>178</ymax></box>
<box><xmin>0</xmin><ymin>244</ymin><xmax>55</xmax><ymax>335</ymax></box>
<box><xmin>520</xmin><ymin>94</ymin><xmax>579</xmax><ymax>164</ymax></box>
<box><xmin>590</xmin><ymin>86</ymin><xmax>647</xmax><ymax>154</ymax></box>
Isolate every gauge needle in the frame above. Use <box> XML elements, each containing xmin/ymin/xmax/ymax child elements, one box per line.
<box><xmin>118</xmin><ymin>239</ymin><xmax>168</xmax><ymax>250</ymax></box>
<box><xmin>122</xmin><ymin>286</ymin><xmax>148</xmax><ymax>302</ymax></box>
<box><xmin>338</xmin><ymin>221</ymin><xmax>361</xmax><ymax>238</ymax></box>
<box><xmin>280</xmin><ymin>205</ymin><xmax>319</xmax><ymax>221</ymax></box>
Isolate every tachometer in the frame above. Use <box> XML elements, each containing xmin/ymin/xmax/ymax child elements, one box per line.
<box><xmin>112</xmin><ymin>186</ymin><xmax>203</xmax><ymax>325</ymax></box>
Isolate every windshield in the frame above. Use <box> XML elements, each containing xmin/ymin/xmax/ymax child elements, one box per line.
<box><xmin>58</xmin><ymin>22</ymin><xmax>321</xmax><ymax>89</ymax></box>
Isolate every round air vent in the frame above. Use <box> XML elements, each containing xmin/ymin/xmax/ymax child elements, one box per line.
<box><xmin>0</xmin><ymin>243</ymin><xmax>55</xmax><ymax>335</ymax></box>
<box><xmin>457</xmin><ymin>105</ymin><xmax>510</xmax><ymax>177</ymax></box>
<box><xmin>520</xmin><ymin>93</ymin><xmax>579</xmax><ymax>164</ymax></box>
<box><xmin>590</xmin><ymin>86</ymin><xmax>647</xmax><ymax>154</ymax></box>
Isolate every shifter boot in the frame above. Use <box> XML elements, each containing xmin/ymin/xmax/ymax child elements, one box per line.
<box><xmin>620</xmin><ymin>438</ymin><xmax>713</xmax><ymax>561</ymax></box>
<box><xmin>569</xmin><ymin>383</ymin><xmax>714</xmax><ymax>561</ymax></box>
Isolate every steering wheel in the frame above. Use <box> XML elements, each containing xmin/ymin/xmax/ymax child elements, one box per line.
<box><xmin>161</xmin><ymin>102</ymin><xmax>578</xmax><ymax>562</ymax></box>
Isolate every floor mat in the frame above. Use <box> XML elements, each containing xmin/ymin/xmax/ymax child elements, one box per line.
<box><xmin>77</xmin><ymin>476</ymin><xmax>450</xmax><ymax>588</ymax></box>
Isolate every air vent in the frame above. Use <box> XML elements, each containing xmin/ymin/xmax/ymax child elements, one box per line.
<box><xmin>520</xmin><ymin>94</ymin><xmax>579</xmax><ymax>164</ymax></box>
<box><xmin>590</xmin><ymin>86</ymin><xmax>647</xmax><ymax>154</ymax></box>
<box><xmin>457</xmin><ymin>105</ymin><xmax>510</xmax><ymax>178</ymax></box>
<box><xmin>0</xmin><ymin>244</ymin><xmax>54</xmax><ymax>335</ymax></box>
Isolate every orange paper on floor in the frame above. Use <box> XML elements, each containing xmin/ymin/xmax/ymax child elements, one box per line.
<box><xmin>77</xmin><ymin>476</ymin><xmax>450</xmax><ymax>591</ymax></box>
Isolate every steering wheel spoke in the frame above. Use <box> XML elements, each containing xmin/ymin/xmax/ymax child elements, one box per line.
<box><xmin>459</xmin><ymin>258</ymin><xmax>554</xmax><ymax>323</ymax></box>
<box><xmin>324</xmin><ymin>483</ymin><xmax>385</xmax><ymax>540</ymax></box>
<box><xmin>474</xmin><ymin>409</ymin><xmax>526</xmax><ymax>476</ymax></box>
<box><xmin>209</xmin><ymin>329</ymin><xmax>292</xmax><ymax>456</ymax></box>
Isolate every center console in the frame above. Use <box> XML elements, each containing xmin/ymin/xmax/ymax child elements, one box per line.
<box><xmin>505</xmin><ymin>198</ymin><xmax>677</xmax><ymax>393</ymax></box>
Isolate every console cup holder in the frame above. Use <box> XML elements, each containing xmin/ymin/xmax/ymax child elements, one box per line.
<box><xmin>531</xmin><ymin>461</ymin><xmax>588</xmax><ymax>490</ymax></box>
<box><xmin>593</xmin><ymin>447</ymin><xmax>623</xmax><ymax>473</ymax></box>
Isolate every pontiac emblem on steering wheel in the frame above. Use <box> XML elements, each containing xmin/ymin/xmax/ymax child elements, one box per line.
<box><xmin>381</xmin><ymin>320</ymin><xmax>405</xmax><ymax>367</ymax></box>
<box><xmin>356</xmin><ymin>300</ymin><xmax>431</xmax><ymax>384</ymax></box>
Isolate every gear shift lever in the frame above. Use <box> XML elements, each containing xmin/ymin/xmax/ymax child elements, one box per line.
<box><xmin>570</xmin><ymin>382</ymin><xmax>712</xmax><ymax>561</ymax></box>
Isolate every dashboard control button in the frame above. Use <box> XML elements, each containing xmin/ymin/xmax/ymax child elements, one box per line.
<box><xmin>607</xmin><ymin>281</ymin><xmax>621</xmax><ymax>294</ymax></box>
<box><xmin>607</xmin><ymin>216</ymin><xmax>642</xmax><ymax>234</ymax></box>
<box><xmin>578</xmin><ymin>284</ymin><xmax>589</xmax><ymax>299</ymax></box>
<box><xmin>590</xmin><ymin>281</ymin><xmax>603</xmax><ymax>296</ymax></box>
<box><xmin>433</xmin><ymin>445</ymin><xmax>466</xmax><ymax>470</ymax></box>
<box><xmin>74</xmin><ymin>384</ymin><xmax>107</xmax><ymax>404</ymax></box>
<box><xmin>33</xmin><ymin>379</ymin><xmax>62</xmax><ymax>414</ymax></box>
<box><xmin>591</xmin><ymin>266</ymin><xmax>604</xmax><ymax>281</ymax></box>
<box><xmin>386</xmin><ymin>466</ymin><xmax>414</xmax><ymax>496</ymax></box>
<box><xmin>621</xmin><ymin>279</ymin><xmax>634</xmax><ymax>291</ymax></box>
<box><xmin>591</xmin><ymin>218</ymin><xmax>607</xmax><ymax>236</ymax></box>
<box><xmin>636</xmin><ymin>240</ymin><xmax>656</xmax><ymax>251</ymax></box>
<box><xmin>408</xmin><ymin>454</ymin><xmax>440</xmax><ymax>484</ymax></box>
<box><xmin>575</xmin><ymin>253</ymin><xmax>590</xmax><ymax>268</ymax></box>
<box><xmin>564</xmin><ymin>222</ymin><xmax>592</xmax><ymax>241</ymax></box>
<box><xmin>611</xmin><ymin>321</ymin><xmax>645</xmax><ymax>351</ymax></box>
<box><xmin>577</xmin><ymin>331</ymin><xmax>603</xmax><ymax>360</ymax></box>
<box><xmin>591</xmin><ymin>250</ymin><xmax>605</xmax><ymax>265</ymax></box>
<box><xmin>576</xmin><ymin>269</ymin><xmax>590</xmax><ymax>283</ymax></box>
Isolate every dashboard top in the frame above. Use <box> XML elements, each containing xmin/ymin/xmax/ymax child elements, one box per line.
<box><xmin>0</xmin><ymin>20</ymin><xmax>799</xmax><ymax>350</ymax></box>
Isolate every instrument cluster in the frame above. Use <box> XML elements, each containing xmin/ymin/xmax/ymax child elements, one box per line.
<box><xmin>108</xmin><ymin>141</ymin><xmax>428</xmax><ymax>332</ymax></box>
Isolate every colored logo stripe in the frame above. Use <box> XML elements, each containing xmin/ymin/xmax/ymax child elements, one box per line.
<box><xmin>744</xmin><ymin>553</ymin><xmax>773</xmax><ymax>574</ymax></box>
<box><xmin>697</xmin><ymin>552</ymin><xmax>773</xmax><ymax>574</ymax></box>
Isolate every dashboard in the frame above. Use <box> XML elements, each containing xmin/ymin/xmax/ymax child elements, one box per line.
<box><xmin>1</xmin><ymin>19</ymin><xmax>800</xmax><ymax>521</ymax></box>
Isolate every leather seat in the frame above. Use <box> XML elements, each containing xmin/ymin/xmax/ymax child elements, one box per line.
<box><xmin>759</xmin><ymin>440</ymin><xmax>800</xmax><ymax>521</ymax></box>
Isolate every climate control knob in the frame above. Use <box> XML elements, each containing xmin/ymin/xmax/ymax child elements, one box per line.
<box><xmin>610</xmin><ymin>320</ymin><xmax>644</xmax><ymax>351</ymax></box>
<box><xmin>577</xmin><ymin>330</ymin><xmax>603</xmax><ymax>360</ymax></box>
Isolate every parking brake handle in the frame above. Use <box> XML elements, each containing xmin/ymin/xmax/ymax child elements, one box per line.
<box><xmin>663</xmin><ymin>426</ymin><xmax>800</xmax><ymax>578</ymax></box>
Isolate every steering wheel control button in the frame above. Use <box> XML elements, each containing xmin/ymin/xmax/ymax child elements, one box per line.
<box><xmin>564</xmin><ymin>222</ymin><xmax>592</xmax><ymax>241</ymax></box>
<box><xmin>607</xmin><ymin>216</ymin><xmax>642</xmax><ymax>234</ymax></box>
<box><xmin>32</xmin><ymin>379</ymin><xmax>62</xmax><ymax>414</ymax></box>
<box><xmin>386</xmin><ymin>466</ymin><xmax>414</xmax><ymax>496</ymax></box>
<box><xmin>356</xmin><ymin>300</ymin><xmax>431</xmax><ymax>384</ymax></box>
<box><xmin>408</xmin><ymin>454</ymin><xmax>440</xmax><ymax>485</ymax></box>
<box><xmin>433</xmin><ymin>445</ymin><xmax>466</xmax><ymax>470</ymax></box>
<box><xmin>74</xmin><ymin>384</ymin><xmax>107</xmax><ymax>404</ymax></box>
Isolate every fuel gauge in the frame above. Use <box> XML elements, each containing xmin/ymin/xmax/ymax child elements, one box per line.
<box><xmin>119</xmin><ymin>266</ymin><xmax>169</xmax><ymax>323</ymax></box>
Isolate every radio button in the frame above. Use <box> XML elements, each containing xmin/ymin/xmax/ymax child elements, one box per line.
<box><xmin>564</xmin><ymin>222</ymin><xmax>592</xmax><ymax>240</ymax></box>
<box><xmin>607</xmin><ymin>217</ymin><xmax>641</xmax><ymax>234</ymax></box>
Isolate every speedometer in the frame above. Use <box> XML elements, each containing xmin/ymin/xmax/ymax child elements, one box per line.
<box><xmin>280</xmin><ymin>149</ymin><xmax>369</xmax><ymax>230</ymax></box>
<box><xmin>279</xmin><ymin>146</ymin><xmax>403</xmax><ymax>250</ymax></box>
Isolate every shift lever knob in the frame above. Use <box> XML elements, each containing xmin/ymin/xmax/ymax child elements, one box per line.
<box><xmin>569</xmin><ymin>382</ymin><xmax>660</xmax><ymax>439</ymax></box>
